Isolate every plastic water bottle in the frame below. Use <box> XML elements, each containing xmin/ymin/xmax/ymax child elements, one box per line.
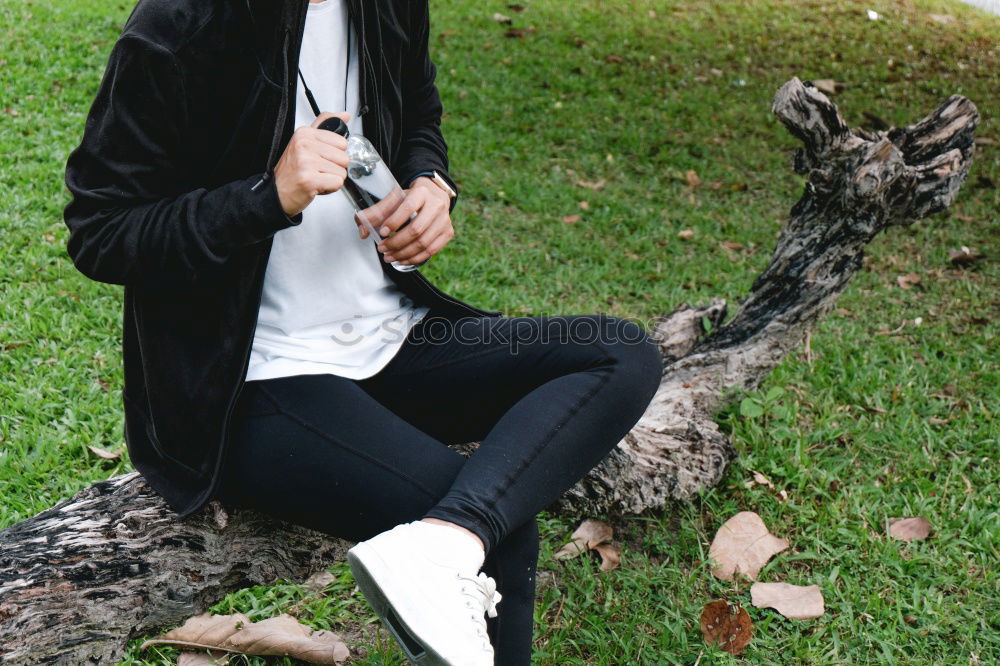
<box><xmin>318</xmin><ymin>117</ymin><xmax>424</xmax><ymax>272</ymax></box>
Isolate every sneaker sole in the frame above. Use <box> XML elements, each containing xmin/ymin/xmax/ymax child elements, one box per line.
<box><xmin>347</xmin><ymin>543</ymin><xmax>455</xmax><ymax>666</ymax></box>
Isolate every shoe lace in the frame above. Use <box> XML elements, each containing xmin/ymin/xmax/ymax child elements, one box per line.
<box><xmin>456</xmin><ymin>571</ymin><xmax>502</xmax><ymax>647</ymax></box>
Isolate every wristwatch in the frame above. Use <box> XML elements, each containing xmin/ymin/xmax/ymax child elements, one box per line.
<box><xmin>410</xmin><ymin>170</ymin><xmax>457</xmax><ymax>200</ymax></box>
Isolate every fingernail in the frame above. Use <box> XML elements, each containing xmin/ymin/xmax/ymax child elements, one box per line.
<box><xmin>379</xmin><ymin>226</ymin><xmax>390</xmax><ymax>237</ymax></box>
<box><xmin>383</xmin><ymin>254</ymin><xmax>394</xmax><ymax>262</ymax></box>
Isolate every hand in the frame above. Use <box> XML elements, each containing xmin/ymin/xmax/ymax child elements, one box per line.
<box><xmin>273</xmin><ymin>112</ymin><xmax>351</xmax><ymax>217</ymax></box>
<box><xmin>367</xmin><ymin>177</ymin><xmax>455</xmax><ymax>266</ymax></box>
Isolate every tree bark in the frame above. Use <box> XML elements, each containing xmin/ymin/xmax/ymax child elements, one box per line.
<box><xmin>0</xmin><ymin>79</ymin><xmax>978</xmax><ymax>664</ymax></box>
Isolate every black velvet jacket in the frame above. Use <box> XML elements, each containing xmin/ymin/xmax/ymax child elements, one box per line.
<box><xmin>63</xmin><ymin>0</ymin><xmax>499</xmax><ymax>517</ymax></box>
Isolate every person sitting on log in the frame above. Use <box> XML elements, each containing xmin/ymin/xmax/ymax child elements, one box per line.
<box><xmin>62</xmin><ymin>1</ymin><xmax>664</xmax><ymax>663</ymax></box>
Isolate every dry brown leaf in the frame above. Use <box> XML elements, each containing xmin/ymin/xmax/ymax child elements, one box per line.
<box><xmin>888</xmin><ymin>517</ymin><xmax>931</xmax><ymax>542</ymax></box>
<box><xmin>897</xmin><ymin>272</ymin><xmax>921</xmax><ymax>290</ymax></box>
<box><xmin>88</xmin><ymin>445</ymin><xmax>120</xmax><ymax>460</ymax></box>
<box><xmin>720</xmin><ymin>241</ymin><xmax>744</xmax><ymax>251</ymax></box>
<box><xmin>709</xmin><ymin>511</ymin><xmax>789</xmax><ymax>581</ymax></box>
<box><xmin>578</xmin><ymin>201</ymin><xmax>589</xmax><ymax>210</ymax></box>
<box><xmin>811</xmin><ymin>79</ymin><xmax>843</xmax><ymax>95</ymax></box>
<box><xmin>575</xmin><ymin>179</ymin><xmax>606</xmax><ymax>190</ymax></box>
<box><xmin>685</xmin><ymin>169</ymin><xmax>701</xmax><ymax>188</ymax></box>
<box><xmin>141</xmin><ymin>613</ymin><xmax>349</xmax><ymax>665</ymax></box>
<box><xmin>554</xmin><ymin>519</ymin><xmax>613</xmax><ymax>560</ymax></box>
<box><xmin>948</xmin><ymin>246</ymin><xmax>984</xmax><ymax>267</ymax></box>
<box><xmin>224</xmin><ymin>615</ymin><xmax>349</xmax><ymax>663</ymax></box>
<box><xmin>606</xmin><ymin>54</ymin><xmax>624</xmax><ymax>64</ymax></box>
<box><xmin>178</xmin><ymin>650</ymin><xmax>230</xmax><ymax>665</ymax></box>
<box><xmin>593</xmin><ymin>543</ymin><xmax>621</xmax><ymax>571</ymax></box>
<box><xmin>677</xmin><ymin>228</ymin><xmax>695</xmax><ymax>241</ymax></box>
<box><xmin>700</xmin><ymin>599</ymin><xmax>753</xmax><ymax>655</ymax></box>
<box><xmin>562</xmin><ymin>214</ymin><xmax>580</xmax><ymax>224</ymax></box>
<box><xmin>303</xmin><ymin>570</ymin><xmax>336</xmax><ymax>595</ymax></box>
<box><xmin>750</xmin><ymin>582</ymin><xmax>825</xmax><ymax>620</ymax></box>
<box><xmin>142</xmin><ymin>613</ymin><xmax>252</xmax><ymax>651</ymax></box>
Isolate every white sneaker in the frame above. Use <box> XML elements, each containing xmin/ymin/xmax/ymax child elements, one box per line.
<box><xmin>347</xmin><ymin>521</ymin><xmax>501</xmax><ymax>666</ymax></box>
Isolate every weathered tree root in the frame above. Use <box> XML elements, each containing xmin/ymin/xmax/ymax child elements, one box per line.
<box><xmin>0</xmin><ymin>79</ymin><xmax>978</xmax><ymax>664</ymax></box>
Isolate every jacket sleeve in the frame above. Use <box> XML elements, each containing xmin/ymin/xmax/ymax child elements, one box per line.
<box><xmin>392</xmin><ymin>1</ymin><xmax>460</xmax><ymax>206</ymax></box>
<box><xmin>63</xmin><ymin>35</ymin><xmax>301</xmax><ymax>287</ymax></box>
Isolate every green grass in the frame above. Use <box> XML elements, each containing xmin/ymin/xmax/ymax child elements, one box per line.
<box><xmin>2</xmin><ymin>0</ymin><xmax>998</xmax><ymax>663</ymax></box>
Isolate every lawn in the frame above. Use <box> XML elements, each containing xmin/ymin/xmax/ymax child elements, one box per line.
<box><xmin>1</xmin><ymin>0</ymin><xmax>997</xmax><ymax>664</ymax></box>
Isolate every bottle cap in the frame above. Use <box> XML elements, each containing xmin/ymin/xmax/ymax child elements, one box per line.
<box><xmin>318</xmin><ymin>117</ymin><xmax>349</xmax><ymax>137</ymax></box>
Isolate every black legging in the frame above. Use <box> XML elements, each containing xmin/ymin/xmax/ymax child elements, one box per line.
<box><xmin>215</xmin><ymin>312</ymin><xmax>662</xmax><ymax>665</ymax></box>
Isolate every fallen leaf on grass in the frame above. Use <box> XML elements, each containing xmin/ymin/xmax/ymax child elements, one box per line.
<box><xmin>750</xmin><ymin>582</ymin><xmax>825</xmax><ymax>620</ymax></box>
<box><xmin>685</xmin><ymin>169</ymin><xmax>701</xmax><ymax>188</ymax></box>
<box><xmin>141</xmin><ymin>613</ymin><xmax>349</xmax><ymax>665</ymax></box>
<box><xmin>303</xmin><ymin>570</ymin><xmax>335</xmax><ymax>595</ymax></box>
<box><xmin>593</xmin><ymin>543</ymin><xmax>621</xmax><ymax>571</ymax></box>
<box><xmin>178</xmin><ymin>650</ymin><xmax>230</xmax><ymax>665</ymax></box>
<box><xmin>606</xmin><ymin>54</ymin><xmax>624</xmax><ymax>64</ymax></box>
<box><xmin>88</xmin><ymin>445</ymin><xmax>120</xmax><ymax>460</ymax></box>
<box><xmin>709</xmin><ymin>511</ymin><xmax>789</xmax><ymax>581</ymax></box>
<box><xmin>948</xmin><ymin>246</ymin><xmax>984</xmax><ymax>267</ymax></box>
<box><xmin>751</xmin><ymin>471</ymin><xmax>773</xmax><ymax>489</ymax></box>
<box><xmin>554</xmin><ymin>519</ymin><xmax>612</xmax><ymax>558</ymax></box>
<box><xmin>562</xmin><ymin>214</ymin><xmax>580</xmax><ymax>224</ymax></box>
<box><xmin>720</xmin><ymin>241</ymin><xmax>744</xmax><ymax>251</ymax></box>
<box><xmin>810</xmin><ymin>79</ymin><xmax>844</xmax><ymax>96</ymax></box>
<box><xmin>888</xmin><ymin>517</ymin><xmax>931</xmax><ymax>542</ymax></box>
<box><xmin>575</xmin><ymin>179</ymin><xmax>606</xmax><ymax>190</ymax></box>
<box><xmin>700</xmin><ymin>600</ymin><xmax>752</xmax><ymax>655</ymax></box>
<box><xmin>677</xmin><ymin>228</ymin><xmax>695</xmax><ymax>241</ymax></box>
<box><xmin>578</xmin><ymin>201</ymin><xmax>589</xmax><ymax>210</ymax></box>
<box><xmin>554</xmin><ymin>519</ymin><xmax>619</xmax><ymax>570</ymax></box>
<box><xmin>896</xmin><ymin>272</ymin><xmax>921</xmax><ymax>290</ymax></box>
<box><xmin>492</xmin><ymin>12</ymin><xmax>511</xmax><ymax>24</ymax></box>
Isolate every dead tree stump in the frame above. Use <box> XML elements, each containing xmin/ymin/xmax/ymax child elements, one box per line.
<box><xmin>0</xmin><ymin>79</ymin><xmax>978</xmax><ymax>664</ymax></box>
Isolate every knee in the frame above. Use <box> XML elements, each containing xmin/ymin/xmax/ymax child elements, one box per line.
<box><xmin>598</xmin><ymin>316</ymin><xmax>662</xmax><ymax>399</ymax></box>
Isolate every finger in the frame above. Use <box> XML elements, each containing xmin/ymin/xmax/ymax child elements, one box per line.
<box><xmin>358</xmin><ymin>186</ymin><xmax>405</xmax><ymax>226</ymax></box>
<box><xmin>387</xmin><ymin>226</ymin><xmax>451</xmax><ymax>265</ymax></box>
<box><xmin>313</xmin><ymin>172</ymin><xmax>345</xmax><ymax>195</ymax></box>
<box><xmin>355</xmin><ymin>215</ymin><xmax>369</xmax><ymax>239</ymax></box>
<box><xmin>379</xmin><ymin>188</ymin><xmax>425</xmax><ymax>236</ymax></box>
<box><xmin>381</xmin><ymin>206</ymin><xmax>449</xmax><ymax>258</ymax></box>
<box><xmin>309</xmin><ymin>129</ymin><xmax>349</xmax><ymax>152</ymax></box>
<box><xmin>405</xmin><ymin>230</ymin><xmax>453</xmax><ymax>265</ymax></box>
<box><xmin>309</xmin><ymin>159</ymin><xmax>346</xmax><ymax>180</ymax></box>
<box><xmin>379</xmin><ymin>195</ymin><xmax>447</xmax><ymax>252</ymax></box>
<box><xmin>378</xmin><ymin>206</ymin><xmax>435</xmax><ymax>254</ymax></box>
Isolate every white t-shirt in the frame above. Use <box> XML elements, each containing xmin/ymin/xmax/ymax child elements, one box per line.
<box><xmin>246</xmin><ymin>0</ymin><xmax>429</xmax><ymax>382</ymax></box>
